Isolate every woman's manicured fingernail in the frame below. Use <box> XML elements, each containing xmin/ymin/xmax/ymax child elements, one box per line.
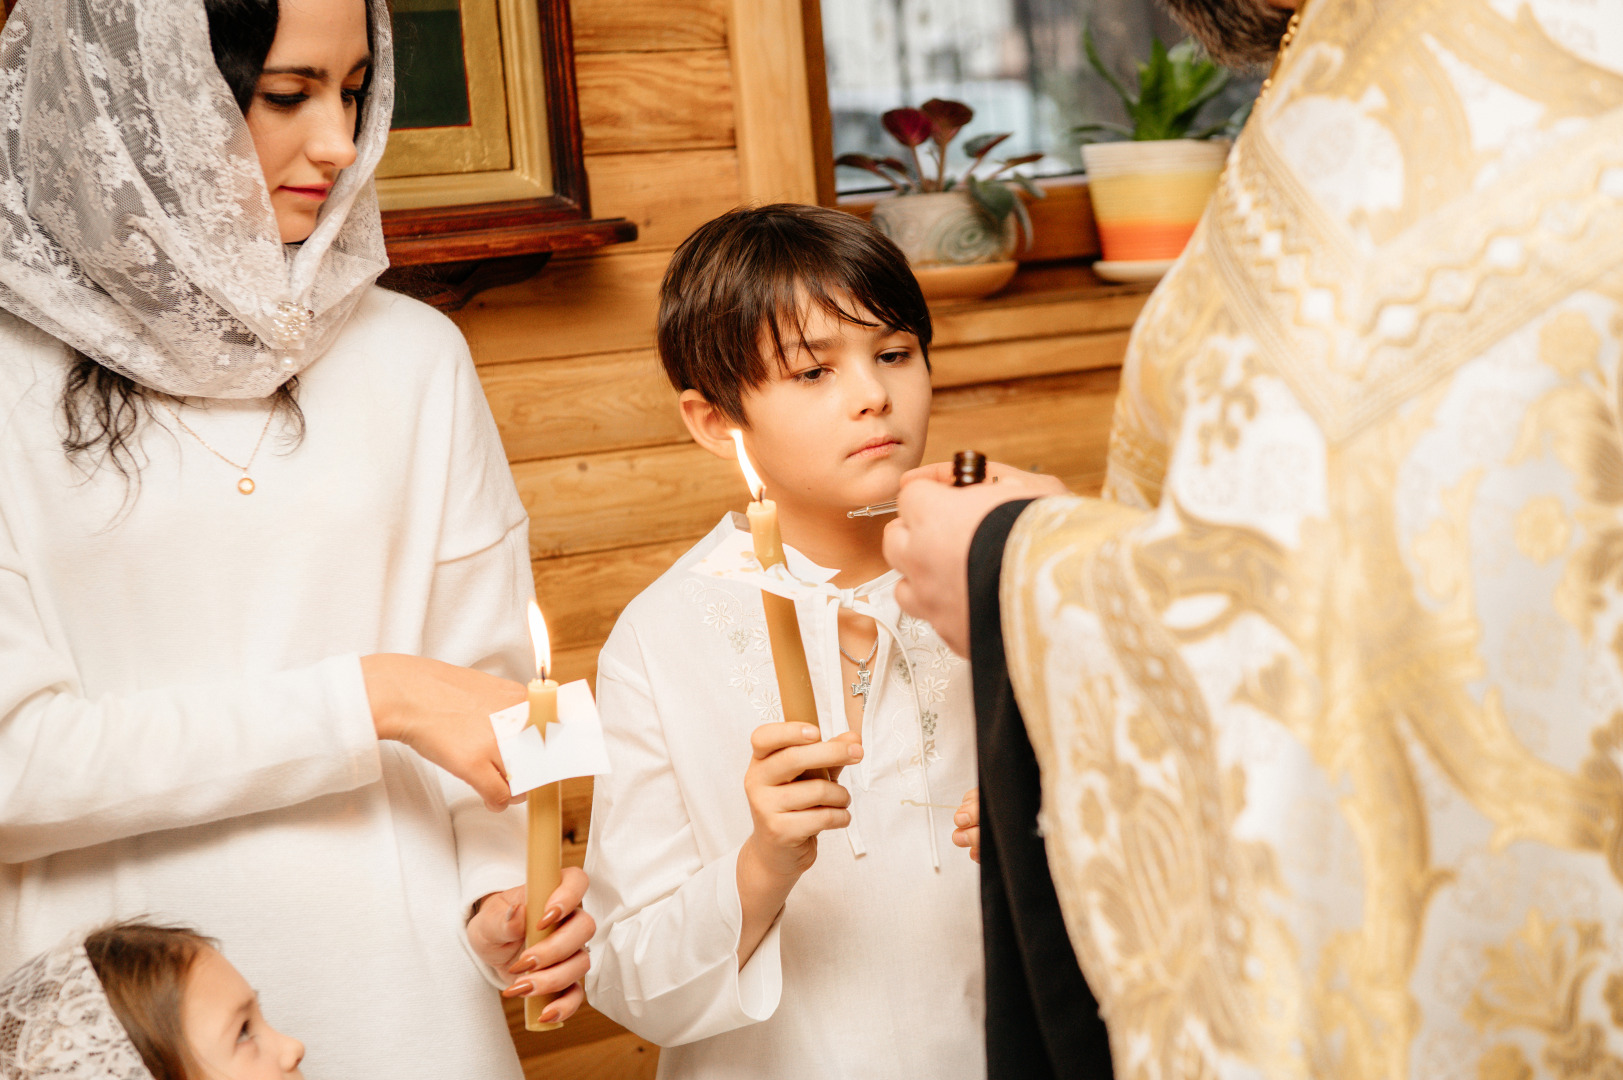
<box><xmin>501</xmin><ymin>981</ymin><xmax>534</xmax><ymax>998</ymax></box>
<box><xmin>504</xmin><ymin>904</ymin><xmax>520</xmax><ymax>924</ymax></box>
<box><xmin>539</xmin><ymin>1005</ymin><xmax>561</xmax><ymax>1023</ymax></box>
<box><xmin>538</xmin><ymin>907</ymin><xmax>563</xmax><ymax>931</ymax></box>
<box><xmin>508</xmin><ymin>956</ymin><xmax>538</xmax><ymax>975</ymax></box>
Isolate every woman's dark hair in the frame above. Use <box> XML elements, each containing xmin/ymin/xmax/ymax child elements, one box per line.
<box><xmin>83</xmin><ymin>920</ymin><xmax>217</xmax><ymax>1080</ymax></box>
<box><xmin>656</xmin><ymin>203</ymin><xmax>933</xmax><ymax>426</ymax></box>
<box><xmin>206</xmin><ymin>0</ymin><xmax>280</xmax><ymax>113</ymax></box>
<box><xmin>63</xmin><ymin>0</ymin><xmax>324</xmax><ymax>478</ymax></box>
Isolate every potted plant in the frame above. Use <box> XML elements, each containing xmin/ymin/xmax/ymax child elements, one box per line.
<box><xmin>1074</xmin><ymin>30</ymin><xmax>1242</xmax><ymax>277</ymax></box>
<box><xmin>837</xmin><ymin>98</ymin><xmax>1042</xmax><ymax>299</ymax></box>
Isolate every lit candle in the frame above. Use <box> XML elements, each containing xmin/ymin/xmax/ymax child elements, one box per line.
<box><xmin>524</xmin><ymin>600</ymin><xmax>564</xmax><ymax>1032</ymax></box>
<box><xmin>730</xmin><ymin>433</ymin><xmax>821</xmax><ymax>748</ymax></box>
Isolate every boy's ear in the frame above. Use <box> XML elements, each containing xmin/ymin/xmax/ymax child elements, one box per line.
<box><xmin>678</xmin><ymin>389</ymin><xmax>740</xmax><ymax>462</ymax></box>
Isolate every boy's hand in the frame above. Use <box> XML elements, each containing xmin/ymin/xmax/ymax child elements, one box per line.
<box><xmin>742</xmin><ymin>723</ymin><xmax>862</xmax><ymax>879</ymax></box>
<box><xmin>952</xmin><ymin>788</ymin><xmax>981</xmax><ymax>863</ymax></box>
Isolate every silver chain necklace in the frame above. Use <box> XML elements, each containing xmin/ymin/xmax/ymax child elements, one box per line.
<box><xmin>838</xmin><ymin>637</ymin><xmax>879</xmax><ymax>704</ymax></box>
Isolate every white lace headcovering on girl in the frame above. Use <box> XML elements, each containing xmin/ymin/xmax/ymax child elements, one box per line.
<box><xmin>0</xmin><ymin>940</ymin><xmax>152</xmax><ymax>1080</ymax></box>
<box><xmin>0</xmin><ymin>0</ymin><xmax>394</xmax><ymax>398</ymax></box>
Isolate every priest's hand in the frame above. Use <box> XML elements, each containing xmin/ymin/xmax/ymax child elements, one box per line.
<box><xmin>883</xmin><ymin>462</ymin><xmax>1067</xmax><ymax>655</ymax></box>
<box><xmin>360</xmin><ymin>653</ymin><xmax>524</xmax><ymax>812</ymax></box>
<box><xmin>951</xmin><ymin>788</ymin><xmax>981</xmax><ymax>863</ymax></box>
<box><xmin>735</xmin><ymin>724</ymin><xmax>862</xmax><ymax>966</ymax></box>
<box><xmin>473</xmin><ymin>870</ymin><xmax>594</xmax><ymax>1022</ymax></box>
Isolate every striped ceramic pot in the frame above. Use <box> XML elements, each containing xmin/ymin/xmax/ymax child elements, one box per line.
<box><xmin>1081</xmin><ymin>139</ymin><xmax>1230</xmax><ymax>262</ymax></box>
<box><xmin>869</xmin><ymin>191</ymin><xmax>1017</xmax><ymax>268</ymax></box>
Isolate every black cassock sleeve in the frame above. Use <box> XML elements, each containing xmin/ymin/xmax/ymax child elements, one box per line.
<box><xmin>969</xmin><ymin>499</ymin><xmax>1114</xmax><ymax>1080</ymax></box>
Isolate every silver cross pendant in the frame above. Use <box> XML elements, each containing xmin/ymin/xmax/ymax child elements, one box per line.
<box><xmin>850</xmin><ymin>664</ymin><xmax>872</xmax><ymax>704</ymax></box>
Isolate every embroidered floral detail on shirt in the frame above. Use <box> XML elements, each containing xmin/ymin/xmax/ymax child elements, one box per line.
<box><xmin>897</xmin><ymin>613</ymin><xmax>930</xmax><ymax>642</ymax></box>
<box><xmin>892</xmin><ymin>655</ymin><xmax>912</xmax><ymax>686</ymax></box>
<box><xmin>729</xmin><ymin>664</ymin><xmax>762</xmax><ymax>693</ymax></box>
<box><xmin>751</xmin><ymin>688</ymin><xmax>783</xmax><ymax>723</ymax></box>
<box><xmin>928</xmin><ymin>644</ymin><xmax>963</xmax><ymax>673</ymax></box>
<box><xmin>918</xmin><ymin>710</ymin><xmax>940</xmax><ymax>769</ymax></box>
<box><xmin>682</xmin><ymin>577</ymin><xmax>764</xmax><ymax>656</ymax></box>
<box><xmin>915</xmin><ymin>674</ymin><xmax>948</xmax><ymax>705</ymax></box>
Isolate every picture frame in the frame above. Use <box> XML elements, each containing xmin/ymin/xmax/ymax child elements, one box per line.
<box><xmin>378</xmin><ymin>0</ymin><xmax>637</xmax><ymax>296</ymax></box>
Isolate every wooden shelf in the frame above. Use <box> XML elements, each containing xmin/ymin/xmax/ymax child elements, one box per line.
<box><xmin>931</xmin><ymin>257</ymin><xmax>1154</xmax><ymax>311</ymax></box>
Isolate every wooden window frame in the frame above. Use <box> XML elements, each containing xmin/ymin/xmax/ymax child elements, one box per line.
<box><xmin>804</xmin><ymin>0</ymin><xmax>1101</xmax><ymax>264</ymax></box>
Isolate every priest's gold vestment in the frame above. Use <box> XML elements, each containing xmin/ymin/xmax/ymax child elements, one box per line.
<box><xmin>1001</xmin><ymin>2</ymin><xmax>1623</xmax><ymax>1077</ymax></box>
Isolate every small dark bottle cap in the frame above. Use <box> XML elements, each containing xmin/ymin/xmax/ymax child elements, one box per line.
<box><xmin>952</xmin><ymin>450</ymin><xmax>987</xmax><ymax>487</ymax></box>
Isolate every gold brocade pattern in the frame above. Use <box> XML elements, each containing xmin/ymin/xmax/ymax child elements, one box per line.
<box><xmin>1001</xmin><ymin>2</ymin><xmax>1623</xmax><ymax>1077</ymax></box>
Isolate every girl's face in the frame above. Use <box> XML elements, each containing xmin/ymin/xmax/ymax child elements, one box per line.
<box><xmin>246</xmin><ymin>0</ymin><xmax>372</xmax><ymax>243</ymax></box>
<box><xmin>180</xmin><ymin>947</ymin><xmax>306</xmax><ymax>1080</ymax></box>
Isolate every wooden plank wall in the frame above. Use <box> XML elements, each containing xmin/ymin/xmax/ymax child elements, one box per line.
<box><xmin>451</xmin><ymin>2</ymin><xmax>1146</xmax><ymax>1075</ymax></box>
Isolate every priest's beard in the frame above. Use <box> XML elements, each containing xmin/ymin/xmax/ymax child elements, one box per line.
<box><xmin>1159</xmin><ymin>0</ymin><xmax>1296</xmax><ymax>67</ymax></box>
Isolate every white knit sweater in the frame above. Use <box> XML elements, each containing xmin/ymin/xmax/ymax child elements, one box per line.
<box><xmin>0</xmin><ymin>289</ymin><xmax>531</xmax><ymax>1080</ymax></box>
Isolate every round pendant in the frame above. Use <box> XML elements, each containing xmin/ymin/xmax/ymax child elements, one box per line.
<box><xmin>238</xmin><ymin>476</ymin><xmax>256</xmax><ymax>495</ymax></box>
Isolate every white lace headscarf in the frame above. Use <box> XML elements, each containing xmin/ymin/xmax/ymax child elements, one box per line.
<box><xmin>0</xmin><ymin>0</ymin><xmax>394</xmax><ymax>398</ymax></box>
<box><xmin>0</xmin><ymin>941</ymin><xmax>153</xmax><ymax>1080</ymax></box>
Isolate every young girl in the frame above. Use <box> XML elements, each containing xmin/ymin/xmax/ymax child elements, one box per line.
<box><xmin>1</xmin><ymin>921</ymin><xmax>302</xmax><ymax>1080</ymax></box>
<box><xmin>0</xmin><ymin>0</ymin><xmax>589</xmax><ymax>1073</ymax></box>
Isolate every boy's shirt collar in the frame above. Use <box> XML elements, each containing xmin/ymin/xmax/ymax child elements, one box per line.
<box><xmin>705</xmin><ymin>511</ymin><xmax>902</xmax><ymax>606</ymax></box>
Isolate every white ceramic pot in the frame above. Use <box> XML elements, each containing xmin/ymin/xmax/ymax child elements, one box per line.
<box><xmin>869</xmin><ymin>190</ymin><xmax>1017</xmax><ymax>268</ymax></box>
<box><xmin>1081</xmin><ymin>138</ymin><xmax>1230</xmax><ymax>262</ymax></box>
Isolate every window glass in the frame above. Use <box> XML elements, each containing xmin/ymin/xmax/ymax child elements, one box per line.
<box><xmin>822</xmin><ymin>0</ymin><xmax>1263</xmax><ymax>194</ymax></box>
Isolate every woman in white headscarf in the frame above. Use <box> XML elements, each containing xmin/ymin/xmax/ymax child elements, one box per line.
<box><xmin>0</xmin><ymin>1</ymin><xmax>590</xmax><ymax>1075</ymax></box>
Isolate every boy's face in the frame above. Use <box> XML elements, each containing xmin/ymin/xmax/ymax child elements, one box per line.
<box><xmin>736</xmin><ymin>294</ymin><xmax>931</xmax><ymax>513</ymax></box>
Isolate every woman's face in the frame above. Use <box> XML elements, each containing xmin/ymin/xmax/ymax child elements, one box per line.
<box><xmin>246</xmin><ymin>0</ymin><xmax>372</xmax><ymax>243</ymax></box>
<box><xmin>180</xmin><ymin>947</ymin><xmax>306</xmax><ymax>1080</ymax></box>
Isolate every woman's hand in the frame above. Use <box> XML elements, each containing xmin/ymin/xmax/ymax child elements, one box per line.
<box><xmin>360</xmin><ymin>653</ymin><xmax>525</xmax><ymax>811</ymax></box>
<box><xmin>491</xmin><ymin>868</ymin><xmax>595</xmax><ymax>1025</ymax></box>
<box><xmin>467</xmin><ymin>883</ymin><xmax>528</xmax><ymax>970</ymax></box>
<box><xmin>952</xmin><ymin>788</ymin><xmax>981</xmax><ymax>863</ymax></box>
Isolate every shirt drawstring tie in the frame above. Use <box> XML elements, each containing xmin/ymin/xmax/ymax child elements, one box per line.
<box><xmin>832</xmin><ymin>589</ymin><xmax>942</xmax><ymax>872</ymax></box>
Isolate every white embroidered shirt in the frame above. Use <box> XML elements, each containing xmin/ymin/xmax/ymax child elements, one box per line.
<box><xmin>584</xmin><ymin>515</ymin><xmax>985</xmax><ymax>1079</ymax></box>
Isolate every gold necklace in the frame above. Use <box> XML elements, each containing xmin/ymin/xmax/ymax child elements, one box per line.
<box><xmin>1259</xmin><ymin>0</ymin><xmax>1310</xmax><ymax>100</ymax></box>
<box><xmin>162</xmin><ymin>400</ymin><xmax>278</xmax><ymax>494</ymax></box>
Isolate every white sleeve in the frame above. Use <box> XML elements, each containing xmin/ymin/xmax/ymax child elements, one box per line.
<box><xmin>0</xmin><ymin>523</ymin><xmax>380</xmax><ymax>864</ymax></box>
<box><xmin>414</xmin><ymin>340</ymin><xmax>536</xmax><ymax>987</ymax></box>
<box><xmin>583</xmin><ymin>636</ymin><xmax>783</xmax><ymax>1047</ymax></box>
<box><xmin>421</xmin><ymin>517</ymin><xmax>532</xmax><ymax>990</ymax></box>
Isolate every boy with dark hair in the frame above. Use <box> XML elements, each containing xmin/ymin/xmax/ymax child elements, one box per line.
<box><xmin>582</xmin><ymin>204</ymin><xmax>985</xmax><ymax>1079</ymax></box>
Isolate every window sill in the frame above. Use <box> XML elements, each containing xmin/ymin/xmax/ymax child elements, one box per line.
<box><xmin>837</xmin><ymin>174</ymin><xmax>1101</xmax><ymax>264</ymax></box>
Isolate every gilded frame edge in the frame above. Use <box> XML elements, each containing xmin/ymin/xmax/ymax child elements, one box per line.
<box><xmin>377</xmin><ymin>0</ymin><xmax>553</xmax><ymax>211</ymax></box>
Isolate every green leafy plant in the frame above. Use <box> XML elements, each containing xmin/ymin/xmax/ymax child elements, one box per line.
<box><xmin>836</xmin><ymin>97</ymin><xmax>1044</xmax><ymax>242</ymax></box>
<box><xmin>1074</xmin><ymin>28</ymin><xmax>1244</xmax><ymax>143</ymax></box>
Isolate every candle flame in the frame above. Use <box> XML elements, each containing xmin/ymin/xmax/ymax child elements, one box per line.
<box><xmin>730</xmin><ymin>430</ymin><xmax>764</xmax><ymax>502</ymax></box>
<box><xmin>527</xmin><ymin>599</ymin><xmax>551</xmax><ymax>682</ymax></box>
